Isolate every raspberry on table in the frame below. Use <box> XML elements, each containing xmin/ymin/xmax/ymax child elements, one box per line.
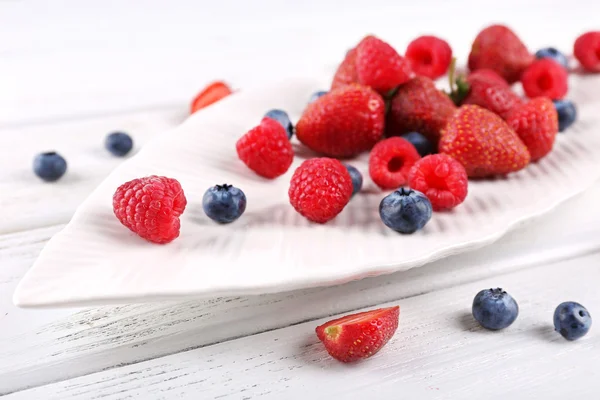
<box><xmin>288</xmin><ymin>158</ymin><xmax>353</xmax><ymax>223</ymax></box>
<box><xmin>408</xmin><ymin>154</ymin><xmax>468</xmax><ymax>211</ymax></box>
<box><xmin>521</xmin><ymin>58</ymin><xmax>568</xmax><ymax>100</ymax></box>
<box><xmin>113</xmin><ymin>176</ymin><xmax>187</xmax><ymax>244</ymax></box>
<box><xmin>369</xmin><ymin>137</ymin><xmax>421</xmax><ymax>190</ymax></box>
<box><xmin>236</xmin><ymin>117</ymin><xmax>294</xmax><ymax>179</ymax></box>
<box><xmin>405</xmin><ymin>35</ymin><xmax>452</xmax><ymax>79</ymax></box>
<box><xmin>574</xmin><ymin>31</ymin><xmax>600</xmax><ymax>72</ymax></box>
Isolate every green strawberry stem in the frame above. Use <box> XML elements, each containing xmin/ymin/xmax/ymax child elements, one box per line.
<box><xmin>446</xmin><ymin>57</ymin><xmax>470</xmax><ymax>106</ymax></box>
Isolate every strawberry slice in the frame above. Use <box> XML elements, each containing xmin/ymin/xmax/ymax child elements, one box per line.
<box><xmin>190</xmin><ymin>81</ymin><xmax>232</xmax><ymax>114</ymax></box>
<box><xmin>315</xmin><ymin>306</ymin><xmax>399</xmax><ymax>362</ymax></box>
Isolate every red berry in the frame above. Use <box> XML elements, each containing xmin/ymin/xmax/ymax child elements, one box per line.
<box><xmin>113</xmin><ymin>176</ymin><xmax>187</xmax><ymax>244</ymax></box>
<box><xmin>331</xmin><ymin>47</ymin><xmax>359</xmax><ymax>90</ymax></box>
<box><xmin>355</xmin><ymin>35</ymin><xmax>412</xmax><ymax>93</ymax></box>
<box><xmin>462</xmin><ymin>72</ymin><xmax>523</xmax><ymax>120</ymax></box>
<box><xmin>574</xmin><ymin>31</ymin><xmax>600</xmax><ymax>72</ymax></box>
<box><xmin>369</xmin><ymin>137</ymin><xmax>421</xmax><ymax>190</ymax></box>
<box><xmin>296</xmin><ymin>84</ymin><xmax>385</xmax><ymax>157</ymax></box>
<box><xmin>467</xmin><ymin>69</ymin><xmax>510</xmax><ymax>88</ymax></box>
<box><xmin>316</xmin><ymin>306</ymin><xmax>399</xmax><ymax>363</ymax></box>
<box><xmin>190</xmin><ymin>81</ymin><xmax>232</xmax><ymax>114</ymax></box>
<box><xmin>236</xmin><ymin>118</ymin><xmax>294</xmax><ymax>179</ymax></box>
<box><xmin>521</xmin><ymin>59</ymin><xmax>568</xmax><ymax>100</ymax></box>
<box><xmin>405</xmin><ymin>35</ymin><xmax>452</xmax><ymax>79</ymax></box>
<box><xmin>288</xmin><ymin>158</ymin><xmax>353</xmax><ymax>223</ymax></box>
<box><xmin>507</xmin><ymin>97</ymin><xmax>558</xmax><ymax>162</ymax></box>
<box><xmin>408</xmin><ymin>154</ymin><xmax>468</xmax><ymax>211</ymax></box>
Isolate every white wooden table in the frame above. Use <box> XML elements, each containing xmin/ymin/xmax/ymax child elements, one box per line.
<box><xmin>2</xmin><ymin>1</ymin><xmax>600</xmax><ymax>398</ymax></box>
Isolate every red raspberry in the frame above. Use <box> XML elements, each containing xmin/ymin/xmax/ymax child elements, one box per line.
<box><xmin>355</xmin><ymin>35</ymin><xmax>412</xmax><ymax>93</ymax></box>
<box><xmin>236</xmin><ymin>117</ymin><xmax>294</xmax><ymax>179</ymax></box>
<box><xmin>574</xmin><ymin>31</ymin><xmax>600</xmax><ymax>72</ymax></box>
<box><xmin>507</xmin><ymin>97</ymin><xmax>558</xmax><ymax>162</ymax></box>
<box><xmin>521</xmin><ymin>59</ymin><xmax>568</xmax><ymax>100</ymax></box>
<box><xmin>288</xmin><ymin>158</ymin><xmax>353</xmax><ymax>223</ymax></box>
<box><xmin>405</xmin><ymin>35</ymin><xmax>453</xmax><ymax>79</ymax></box>
<box><xmin>331</xmin><ymin>47</ymin><xmax>359</xmax><ymax>90</ymax></box>
<box><xmin>369</xmin><ymin>137</ymin><xmax>421</xmax><ymax>190</ymax></box>
<box><xmin>408</xmin><ymin>154</ymin><xmax>468</xmax><ymax>211</ymax></box>
<box><xmin>113</xmin><ymin>176</ymin><xmax>187</xmax><ymax>244</ymax></box>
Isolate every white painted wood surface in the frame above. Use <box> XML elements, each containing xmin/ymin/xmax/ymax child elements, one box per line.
<box><xmin>2</xmin><ymin>0</ymin><xmax>600</xmax><ymax>398</ymax></box>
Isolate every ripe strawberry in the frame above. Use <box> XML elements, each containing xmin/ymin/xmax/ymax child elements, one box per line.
<box><xmin>439</xmin><ymin>105</ymin><xmax>530</xmax><ymax>178</ymax></box>
<box><xmin>190</xmin><ymin>81</ymin><xmax>232</xmax><ymax>114</ymax></box>
<box><xmin>574</xmin><ymin>31</ymin><xmax>600</xmax><ymax>72</ymax></box>
<box><xmin>331</xmin><ymin>47</ymin><xmax>359</xmax><ymax>90</ymax></box>
<box><xmin>467</xmin><ymin>69</ymin><xmax>510</xmax><ymax>88</ymax></box>
<box><xmin>315</xmin><ymin>306</ymin><xmax>399</xmax><ymax>363</ymax></box>
<box><xmin>296</xmin><ymin>84</ymin><xmax>385</xmax><ymax>157</ymax></box>
<box><xmin>405</xmin><ymin>35</ymin><xmax>453</xmax><ymax>79</ymax></box>
<box><xmin>507</xmin><ymin>97</ymin><xmax>558</xmax><ymax>161</ymax></box>
<box><xmin>461</xmin><ymin>70</ymin><xmax>523</xmax><ymax>120</ymax></box>
<box><xmin>468</xmin><ymin>25</ymin><xmax>533</xmax><ymax>83</ymax></box>
<box><xmin>521</xmin><ymin>58</ymin><xmax>568</xmax><ymax>100</ymax></box>
<box><xmin>387</xmin><ymin>76</ymin><xmax>457</xmax><ymax>145</ymax></box>
<box><xmin>355</xmin><ymin>35</ymin><xmax>412</xmax><ymax>93</ymax></box>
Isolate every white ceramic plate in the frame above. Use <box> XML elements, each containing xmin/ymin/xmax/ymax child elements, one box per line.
<box><xmin>14</xmin><ymin>74</ymin><xmax>600</xmax><ymax>308</ymax></box>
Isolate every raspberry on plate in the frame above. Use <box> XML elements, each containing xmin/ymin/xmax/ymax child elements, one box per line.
<box><xmin>507</xmin><ymin>97</ymin><xmax>558</xmax><ymax>162</ymax></box>
<box><xmin>369</xmin><ymin>137</ymin><xmax>421</xmax><ymax>190</ymax></box>
<box><xmin>574</xmin><ymin>31</ymin><xmax>600</xmax><ymax>72</ymax></box>
<box><xmin>405</xmin><ymin>35</ymin><xmax>452</xmax><ymax>79</ymax></box>
<box><xmin>236</xmin><ymin>117</ymin><xmax>294</xmax><ymax>179</ymax></box>
<box><xmin>355</xmin><ymin>35</ymin><xmax>412</xmax><ymax>93</ymax></box>
<box><xmin>288</xmin><ymin>158</ymin><xmax>353</xmax><ymax>223</ymax></box>
<box><xmin>113</xmin><ymin>176</ymin><xmax>187</xmax><ymax>244</ymax></box>
<box><xmin>190</xmin><ymin>81</ymin><xmax>232</xmax><ymax>114</ymax></box>
<box><xmin>521</xmin><ymin>58</ymin><xmax>568</xmax><ymax>100</ymax></box>
<box><xmin>408</xmin><ymin>154</ymin><xmax>468</xmax><ymax>211</ymax></box>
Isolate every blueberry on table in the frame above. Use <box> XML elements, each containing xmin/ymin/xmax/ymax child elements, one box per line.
<box><xmin>553</xmin><ymin>100</ymin><xmax>577</xmax><ymax>132</ymax></box>
<box><xmin>105</xmin><ymin>132</ymin><xmax>134</xmax><ymax>156</ymax></box>
<box><xmin>203</xmin><ymin>184</ymin><xmax>247</xmax><ymax>223</ymax></box>
<box><xmin>401</xmin><ymin>131</ymin><xmax>434</xmax><ymax>157</ymax></box>
<box><xmin>554</xmin><ymin>301</ymin><xmax>592</xmax><ymax>340</ymax></box>
<box><xmin>343</xmin><ymin>164</ymin><xmax>363</xmax><ymax>196</ymax></box>
<box><xmin>379</xmin><ymin>188</ymin><xmax>432</xmax><ymax>234</ymax></box>
<box><xmin>535</xmin><ymin>47</ymin><xmax>569</xmax><ymax>69</ymax></box>
<box><xmin>33</xmin><ymin>151</ymin><xmax>67</xmax><ymax>182</ymax></box>
<box><xmin>308</xmin><ymin>91</ymin><xmax>327</xmax><ymax>104</ymax></box>
<box><xmin>472</xmin><ymin>288</ymin><xmax>519</xmax><ymax>330</ymax></box>
<box><xmin>264</xmin><ymin>109</ymin><xmax>294</xmax><ymax>139</ymax></box>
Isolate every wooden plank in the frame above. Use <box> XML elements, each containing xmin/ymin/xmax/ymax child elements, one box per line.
<box><xmin>6</xmin><ymin>254</ymin><xmax>599</xmax><ymax>399</ymax></box>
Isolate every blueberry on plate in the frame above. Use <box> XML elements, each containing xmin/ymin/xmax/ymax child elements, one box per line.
<box><xmin>105</xmin><ymin>132</ymin><xmax>134</xmax><ymax>156</ymax></box>
<box><xmin>33</xmin><ymin>151</ymin><xmax>67</xmax><ymax>182</ymax></box>
<box><xmin>472</xmin><ymin>288</ymin><xmax>519</xmax><ymax>330</ymax></box>
<box><xmin>401</xmin><ymin>132</ymin><xmax>434</xmax><ymax>157</ymax></box>
<box><xmin>553</xmin><ymin>99</ymin><xmax>577</xmax><ymax>132</ymax></box>
<box><xmin>344</xmin><ymin>164</ymin><xmax>363</xmax><ymax>196</ymax></box>
<box><xmin>535</xmin><ymin>47</ymin><xmax>569</xmax><ymax>69</ymax></box>
<box><xmin>308</xmin><ymin>91</ymin><xmax>327</xmax><ymax>104</ymax></box>
<box><xmin>379</xmin><ymin>188</ymin><xmax>432</xmax><ymax>234</ymax></box>
<box><xmin>264</xmin><ymin>109</ymin><xmax>294</xmax><ymax>139</ymax></box>
<box><xmin>554</xmin><ymin>301</ymin><xmax>592</xmax><ymax>340</ymax></box>
<box><xmin>203</xmin><ymin>184</ymin><xmax>247</xmax><ymax>223</ymax></box>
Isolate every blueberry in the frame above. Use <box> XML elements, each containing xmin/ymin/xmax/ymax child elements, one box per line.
<box><xmin>401</xmin><ymin>132</ymin><xmax>434</xmax><ymax>157</ymax></box>
<box><xmin>344</xmin><ymin>164</ymin><xmax>363</xmax><ymax>196</ymax></box>
<box><xmin>472</xmin><ymin>288</ymin><xmax>519</xmax><ymax>330</ymax></box>
<box><xmin>379</xmin><ymin>188</ymin><xmax>432</xmax><ymax>234</ymax></box>
<box><xmin>308</xmin><ymin>91</ymin><xmax>327</xmax><ymax>104</ymax></box>
<box><xmin>553</xmin><ymin>99</ymin><xmax>577</xmax><ymax>132</ymax></box>
<box><xmin>535</xmin><ymin>47</ymin><xmax>569</xmax><ymax>69</ymax></box>
<box><xmin>33</xmin><ymin>152</ymin><xmax>67</xmax><ymax>182</ymax></box>
<box><xmin>202</xmin><ymin>184</ymin><xmax>247</xmax><ymax>223</ymax></box>
<box><xmin>264</xmin><ymin>109</ymin><xmax>294</xmax><ymax>139</ymax></box>
<box><xmin>105</xmin><ymin>132</ymin><xmax>133</xmax><ymax>156</ymax></box>
<box><xmin>554</xmin><ymin>301</ymin><xmax>592</xmax><ymax>340</ymax></box>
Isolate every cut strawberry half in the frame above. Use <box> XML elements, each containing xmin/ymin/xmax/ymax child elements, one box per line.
<box><xmin>190</xmin><ymin>81</ymin><xmax>232</xmax><ymax>114</ymax></box>
<box><xmin>315</xmin><ymin>306</ymin><xmax>399</xmax><ymax>363</ymax></box>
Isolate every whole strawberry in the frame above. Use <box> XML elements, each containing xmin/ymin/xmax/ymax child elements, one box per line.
<box><xmin>288</xmin><ymin>158</ymin><xmax>353</xmax><ymax>223</ymax></box>
<box><xmin>355</xmin><ymin>35</ymin><xmax>412</xmax><ymax>93</ymax></box>
<box><xmin>460</xmin><ymin>70</ymin><xmax>523</xmax><ymax>120</ymax></box>
<box><xmin>331</xmin><ymin>47</ymin><xmax>359</xmax><ymax>90</ymax></box>
<box><xmin>113</xmin><ymin>176</ymin><xmax>187</xmax><ymax>244</ymax></box>
<box><xmin>296</xmin><ymin>84</ymin><xmax>385</xmax><ymax>157</ymax></box>
<box><xmin>507</xmin><ymin>97</ymin><xmax>558</xmax><ymax>161</ymax></box>
<box><xmin>468</xmin><ymin>25</ymin><xmax>533</xmax><ymax>83</ymax></box>
<box><xmin>316</xmin><ymin>306</ymin><xmax>399</xmax><ymax>363</ymax></box>
<box><xmin>387</xmin><ymin>76</ymin><xmax>457</xmax><ymax>145</ymax></box>
<box><xmin>440</xmin><ymin>105</ymin><xmax>530</xmax><ymax>178</ymax></box>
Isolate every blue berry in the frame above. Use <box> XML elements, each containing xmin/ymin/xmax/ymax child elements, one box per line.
<box><xmin>401</xmin><ymin>132</ymin><xmax>434</xmax><ymax>157</ymax></box>
<box><xmin>308</xmin><ymin>91</ymin><xmax>327</xmax><ymax>104</ymax></box>
<box><xmin>553</xmin><ymin>99</ymin><xmax>577</xmax><ymax>132</ymax></box>
<box><xmin>344</xmin><ymin>164</ymin><xmax>363</xmax><ymax>196</ymax></box>
<box><xmin>264</xmin><ymin>109</ymin><xmax>294</xmax><ymax>139</ymax></box>
<box><xmin>472</xmin><ymin>288</ymin><xmax>519</xmax><ymax>330</ymax></box>
<box><xmin>105</xmin><ymin>132</ymin><xmax>133</xmax><ymax>156</ymax></box>
<box><xmin>554</xmin><ymin>301</ymin><xmax>592</xmax><ymax>340</ymax></box>
<box><xmin>535</xmin><ymin>47</ymin><xmax>569</xmax><ymax>69</ymax></box>
<box><xmin>202</xmin><ymin>184</ymin><xmax>247</xmax><ymax>223</ymax></box>
<box><xmin>379</xmin><ymin>188</ymin><xmax>432</xmax><ymax>234</ymax></box>
<box><xmin>33</xmin><ymin>152</ymin><xmax>67</xmax><ymax>182</ymax></box>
